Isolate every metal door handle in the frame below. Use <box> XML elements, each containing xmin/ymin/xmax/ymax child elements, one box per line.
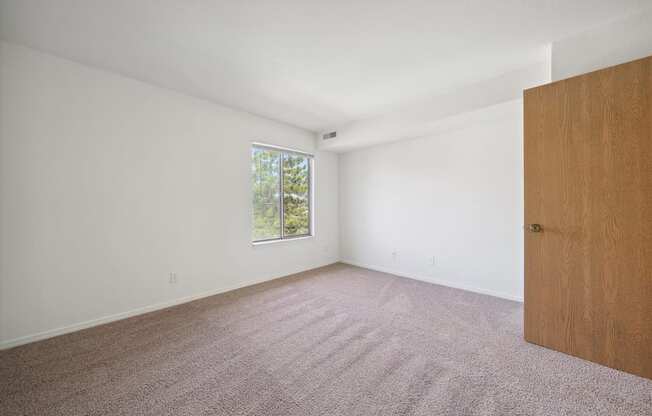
<box><xmin>526</xmin><ymin>224</ymin><xmax>543</xmax><ymax>233</ymax></box>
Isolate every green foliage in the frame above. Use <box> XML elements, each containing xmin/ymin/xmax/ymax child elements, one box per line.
<box><xmin>283</xmin><ymin>154</ymin><xmax>310</xmax><ymax>236</ymax></box>
<box><xmin>252</xmin><ymin>148</ymin><xmax>310</xmax><ymax>241</ymax></box>
<box><xmin>252</xmin><ymin>148</ymin><xmax>281</xmax><ymax>241</ymax></box>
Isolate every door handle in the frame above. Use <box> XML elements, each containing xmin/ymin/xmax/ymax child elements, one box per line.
<box><xmin>526</xmin><ymin>224</ymin><xmax>543</xmax><ymax>233</ymax></box>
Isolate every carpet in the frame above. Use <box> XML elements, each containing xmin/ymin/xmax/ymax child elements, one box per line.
<box><xmin>1</xmin><ymin>263</ymin><xmax>650</xmax><ymax>415</ymax></box>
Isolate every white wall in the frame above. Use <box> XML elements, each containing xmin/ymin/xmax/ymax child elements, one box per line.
<box><xmin>551</xmin><ymin>8</ymin><xmax>652</xmax><ymax>81</ymax></box>
<box><xmin>0</xmin><ymin>42</ymin><xmax>339</xmax><ymax>348</ymax></box>
<box><xmin>339</xmin><ymin>100</ymin><xmax>524</xmax><ymax>301</ymax></box>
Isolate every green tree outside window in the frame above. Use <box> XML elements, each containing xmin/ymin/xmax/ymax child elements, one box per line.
<box><xmin>252</xmin><ymin>146</ymin><xmax>311</xmax><ymax>242</ymax></box>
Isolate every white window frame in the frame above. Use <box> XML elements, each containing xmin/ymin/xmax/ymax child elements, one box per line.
<box><xmin>251</xmin><ymin>142</ymin><xmax>314</xmax><ymax>244</ymax></box>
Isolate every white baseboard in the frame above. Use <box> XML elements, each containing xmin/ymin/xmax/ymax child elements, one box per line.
<box><xmin>0</xmin><ymin>262</ymin><xmax>337</xmax><ymax>350</ymax></box>
<box><xmin>341</xmin><ymin>259</ymin><xmax>524</xmax><ymax>303</ymax></box>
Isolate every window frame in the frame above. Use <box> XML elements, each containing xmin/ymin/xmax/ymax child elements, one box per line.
<box><xmin>251</xmin><ymin>142</ymin><xmax>314</xmax><ymax>244</ymax></box>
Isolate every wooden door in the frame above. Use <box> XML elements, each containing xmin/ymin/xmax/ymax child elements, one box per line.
<box><xmin>524</xmin><ymin>56</ymin><xmax>652</xmax><ymax>380</ymax></box>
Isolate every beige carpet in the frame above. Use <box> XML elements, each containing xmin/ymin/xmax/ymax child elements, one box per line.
<box><xmin>1</xmin><ymin>263</ymin><xmax>651</xmax><ymax>415</ymax></box>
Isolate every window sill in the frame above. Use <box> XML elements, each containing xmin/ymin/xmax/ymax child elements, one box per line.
<box><xmin>252</xmin><ymin>235</ymin><xmax>313</xmax><ymax>246</ymax></box>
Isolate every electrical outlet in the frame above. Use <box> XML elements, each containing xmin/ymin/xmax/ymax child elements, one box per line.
<box><xmin>169</xmin><ymin>272</ymin><xmax>177</xmax><ymax>284</ymax></box>
<box><xmin>430</xmin><ymin>256</ymin><xmax>436</xmax><ymax>266</ymax></box>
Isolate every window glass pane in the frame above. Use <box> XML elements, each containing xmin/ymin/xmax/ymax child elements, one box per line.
<box><xmin>252</xmin><ymin>148</ymin><xmax>281</xmax><ymax>241</ymax></box>
<box><xmin>283</xmin><ymin>153</ymin><xmax>310</xmax><ymax>236</ymax></box>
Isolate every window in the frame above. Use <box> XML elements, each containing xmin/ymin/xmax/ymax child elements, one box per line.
<box><xmin>251</xmin><ymin>144</ymin><xmax>312</xmax><ymax>243</ymax></box>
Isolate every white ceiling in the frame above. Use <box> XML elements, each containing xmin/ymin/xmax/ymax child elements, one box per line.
<box><xmin>1</xmin><ymin>1</ymin><xmax>650</xmax><ymax>132</ymax></box>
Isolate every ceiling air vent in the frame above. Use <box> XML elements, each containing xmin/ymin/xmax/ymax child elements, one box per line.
<box><xmin>322</xmin><ymin>131</ymin><xmax>337</xmax><ymax>140</ymax></box>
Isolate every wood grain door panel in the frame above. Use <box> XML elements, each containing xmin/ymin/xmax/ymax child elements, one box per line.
<box><xmin>524</xmin><ymin>56</ymin><xmax>652</xmax><ymax>380</ymax></box>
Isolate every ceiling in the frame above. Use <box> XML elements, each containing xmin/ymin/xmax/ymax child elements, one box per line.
<box><xmin>1</xmin><ymin>1</ymin><xmax>650</xmax><ymax>132</ymax></box>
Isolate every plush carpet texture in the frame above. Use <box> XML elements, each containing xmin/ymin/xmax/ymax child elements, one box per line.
<box><xmin>1</xmin><ymin>263</ymin><xmax>651</xmax><ymax>415</ymax></box>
